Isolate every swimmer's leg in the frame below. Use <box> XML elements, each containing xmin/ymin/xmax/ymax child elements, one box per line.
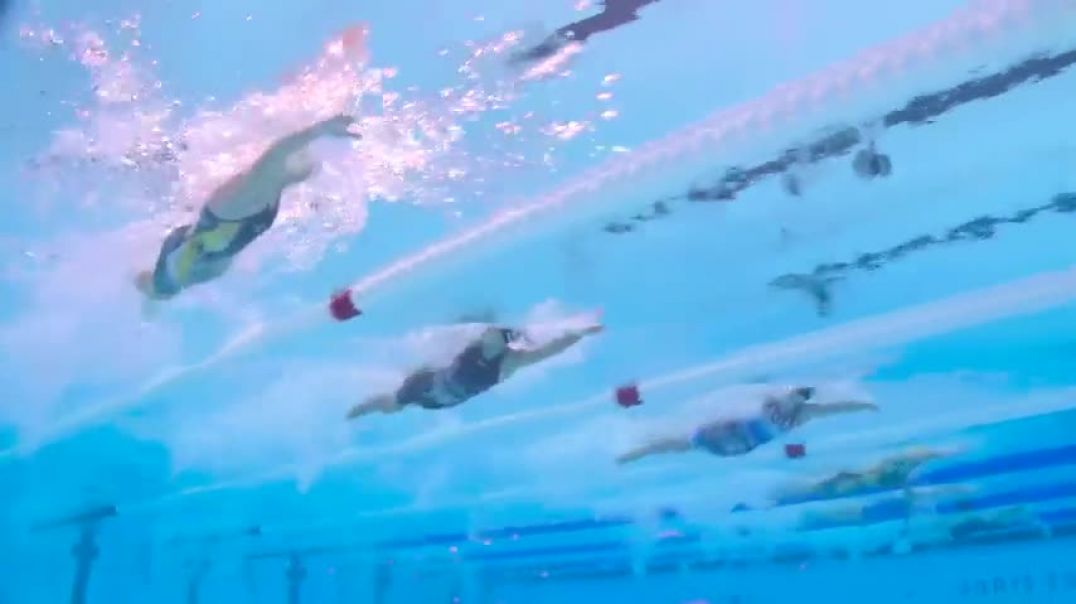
<box><xmin>616</xmin><ymin>436</ymin><xmax>693</xmax><ymax>465</ymax></box>
<box><xmin>346</xmin><ymin>394</ymin><xmax>403</xmax><ymax>420</ymax></box>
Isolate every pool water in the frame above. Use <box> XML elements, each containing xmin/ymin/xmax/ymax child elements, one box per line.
<box><xmin>3</xmin><ymin>0</ymin><xmax>1076</xmax><ymax>602</ymax></box>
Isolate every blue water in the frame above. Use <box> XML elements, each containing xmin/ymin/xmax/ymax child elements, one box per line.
<box><xmin>3</xmin><ymin>0</ymin><xmax>1076</xmax><ymax>602</ymax></box>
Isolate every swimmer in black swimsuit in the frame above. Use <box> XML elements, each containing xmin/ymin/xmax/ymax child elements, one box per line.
<box><xmin>616</xmin><ymin>386</ymin><xmax>877</xmax><ymax>464</ymax></box>
<box><xmin>512</xmin><ymin>0</ymin><xmax>662</xmax><ymax>63</ymax></box>
<box><xmin>346</xmin><ymin>320</ymin><xmax>604</xmax><ymax>419</ymax></box>
<box><xmin>134</xmin><ymin>114</ymin><xmax>361</xmax><ymax>300</ymax></box>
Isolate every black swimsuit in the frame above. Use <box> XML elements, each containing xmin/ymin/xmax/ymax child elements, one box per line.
<box><xmin>397</xmin><ymin>328</ymin><xmax>517</xmax><ymax>409</ymax></box>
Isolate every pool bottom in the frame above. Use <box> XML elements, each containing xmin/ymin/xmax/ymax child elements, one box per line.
<box><xmin>482</xmin><ymin>537</ymin><xmax>1076</xmax><ymax>604</ymax></box>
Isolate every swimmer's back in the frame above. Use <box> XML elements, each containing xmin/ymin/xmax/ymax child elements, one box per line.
<box><xmin>149</xmin><ymin>197</ymin><xmax>280</xmax><ymax>297</ymax></box>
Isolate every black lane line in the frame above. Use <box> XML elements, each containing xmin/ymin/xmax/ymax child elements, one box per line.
<box><xmin>600</xmin><ymin>47</ymin><xmax>1076</xmax><ymax>236</ymax></box>
<box><xmin>772</xmin><ymin>193</ymin><xmax>1076</xmax><ymax>315</ymax></box>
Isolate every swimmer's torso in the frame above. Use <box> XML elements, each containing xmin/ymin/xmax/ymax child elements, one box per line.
<box><xmin>692</xmin><ymin>398</ymin><xmax>802</xmax><ymax>456</ymax></box>
<box><xmin>396</xmin><ymin>329</ymin><xmax>515</xmax><ymax>409</ymax></box>
<box><xmin>152</xmin><ymin>196</ymin><xmax>281</xmax><ymax>296</ymax></box>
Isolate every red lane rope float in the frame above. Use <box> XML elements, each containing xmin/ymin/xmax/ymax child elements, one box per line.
<box><xmin>614</xmin><ymin>383</ymin><xmax>643</xmax><ymax>408</ymax></box>
<box><xmin>329</xmin><ymin>288</ymin><xmax>362</xmax><ymax>321</ymax></box>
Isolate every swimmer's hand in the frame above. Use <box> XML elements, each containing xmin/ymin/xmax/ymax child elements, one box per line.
<box><xmin>579</xmin><ymin>309</ymin><xmax>604</xmax><ymax>336</ymax></box>
<box><xmin>315</xmin><ymin>114</ymin><xmax>362</xmax><ymax>140</ymax></box>
<box><xmin>581</xmin><ymin>323</ymin><xmax>604</xmax><ymax>336</ymax></box>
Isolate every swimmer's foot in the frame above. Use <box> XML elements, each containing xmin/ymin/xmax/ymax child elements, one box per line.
<box><xmin>510</xmin><ymin>33</ymin><xmax>567</xmax><ymax>64</ymax></box>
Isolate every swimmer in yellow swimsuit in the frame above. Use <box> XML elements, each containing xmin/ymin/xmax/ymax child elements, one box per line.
<box><xmin>135</xmin><ymin>114</ymin><xmax>361</xmax><ymax>300</ymax></box>
<box><xmin>778</xmin><ymin>448</ymin><xmax>951</xmax><ymax>502</ymax></box>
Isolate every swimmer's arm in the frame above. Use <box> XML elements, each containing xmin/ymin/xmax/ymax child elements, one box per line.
<box><xmin>250</xmin><ymin>115</ymin><xmax>361</xmax><ymax>177</ymax></box>
<box><xmin>801</xmin><ymin>400</ymin><xmax>878</xmax><ymax>421</ymax></box>
<box><xmin>346</xmin><ymin>394</ymin><xmax>402</xmax><ymax>420</ymax></box>
<box><xmin>508</xmin><ymin>333</ymin><xmax>583</xmax><ymax>367</ymax></box>
<box><xmin>616</xmin><ymin>436</ymin><xmax>693</xmax><ymax>465</ymax></box>
<box><xmin>504</xmin><ymin>324</ymin><xmax>603</xmax><ymax>371</ymax></box>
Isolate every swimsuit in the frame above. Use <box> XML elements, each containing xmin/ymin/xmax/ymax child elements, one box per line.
<box><xmin>690</xmin><ymin>418</ymin><xmax>781</xmax><ymax>456</ymax></box>
<box><xmin>151</xmin><ymin>199</ymin><xmax>280</xmax><ymax>296</ymax></box>
<box><xmin>397</xmin><ymin>328</ymin><xmax>519</xmax><ymax>410</ymax></box>
<box><xmin>691</xmin><ymin>400</ymin><xmax>802</xmax><ymax>456</ymax></box>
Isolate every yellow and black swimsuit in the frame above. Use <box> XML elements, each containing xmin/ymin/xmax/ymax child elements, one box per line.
<box><xmin>151</xmin><ymin>200</ymin><xmax>280</xmax><ymax>297</ymax></box>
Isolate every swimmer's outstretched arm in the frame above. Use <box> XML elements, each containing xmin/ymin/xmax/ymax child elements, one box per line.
<box><xmin>249</xmin><ymin>115</ymin><xmax>361</xmax><ymax>178</ymax></box>
<box><xmin>800</xmin><ymin>400</ymin><xmax>878</xmax><ymax>421</ymax></box>
<box><xmin>616</xmin><ymin>436</ymin><xmax>692</xmax><ymax>465</ymax></box>
<box><xmin>202</xmin><ymin>114</ymin><xmax>362</xmax><ymax>218</ymax></box>
<box><xmin>505</xmin><ymin>323</ymin><xmax>603</xmax><ymax>371</ymax></box>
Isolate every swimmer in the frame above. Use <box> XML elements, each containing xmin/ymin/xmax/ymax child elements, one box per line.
<box><xmin>134</xmin><ymin>115</ymin><xmax>361</xmax><ymax>300</ymax></box>
<box><xmin>616</xmin><ymin>387</ymin><xmax>878</xmax><ymax>464</ymax></box>
<box><xmin>779</xmin><ymin>448</ymin><xmax>950</xmax><ymax>501</ymax></box>
<box><xmin>347</xmin><ymin>318</ymin><xmax>604</xmax><ymax>418</ymax></box>
<box><xmin>513</xmin><ymin>0</ymin><xmax>661</xmax><ymax>63</ymax></box>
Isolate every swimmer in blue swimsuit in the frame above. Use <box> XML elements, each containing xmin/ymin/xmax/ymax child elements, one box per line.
<box><xmin>346</xmin><ymin>320</ymin><xmax>604</xmax><ymax>419</ymax></box>
<box><xmin>616</xmin><ymin>386</ymin><xmax>878</xmax><ymax>464</ymax></box>
<box><xmin>134</xmin><ymin>114</ymin><xmax>361</xmax><ymax>300</ymax></box>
